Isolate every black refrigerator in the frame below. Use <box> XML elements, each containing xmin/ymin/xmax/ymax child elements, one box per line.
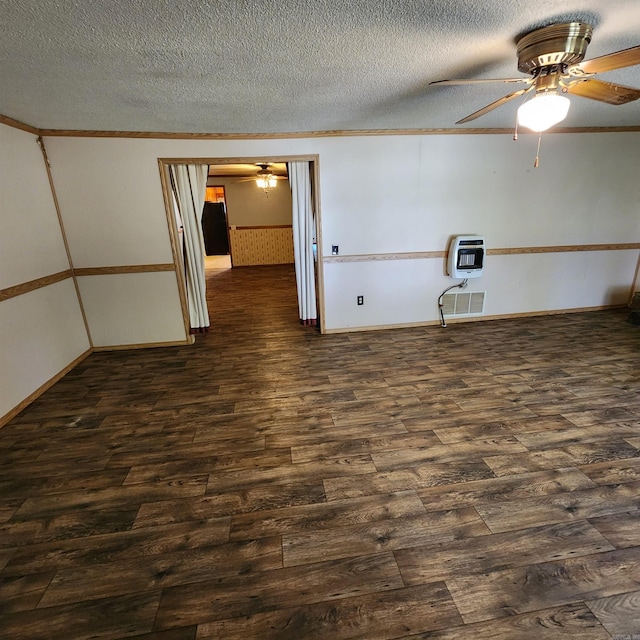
<box><xmin>201</xmin><ymin>202</ymin><xmax>230</xmax><ymax>256</ymax></box>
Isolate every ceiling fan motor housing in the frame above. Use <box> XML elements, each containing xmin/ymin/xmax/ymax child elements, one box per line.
<box><xmin>517</xmin><ymin>23</ymin><xmax>593</xmax><ymax>74</ymax></box>
<box><xmin>256</xmin><ymin>163</ymin><xmax>273</xmax><ymax>178</ymax></box>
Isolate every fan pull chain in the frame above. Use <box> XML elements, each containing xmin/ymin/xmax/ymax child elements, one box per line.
<box><xmin>534</xmin><ymin>132</ymin><xmax>542</xmax><ymax>168</ymax></box>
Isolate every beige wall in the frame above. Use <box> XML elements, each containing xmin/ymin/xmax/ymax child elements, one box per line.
<box><xmin>208</xmin><ymin>176</ymin><xmax>292</xmax><ymax>227</ymax></box>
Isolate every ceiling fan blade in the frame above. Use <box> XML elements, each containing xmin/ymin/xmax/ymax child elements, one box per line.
<box><xmin>576</xmin><ymin>44</ymin><xmax>640</xmax><ymax>74</ymax></box>
<box><xmin>455</xmin><ymin>86</ymin><xmax>532</xmax><ymax>124</ymax></box>
<box><xmin>430</xmin><ymin>77</ymin><xmax>531</xmax><ymax>86</ymax></box>
<box><xmin>566</xmin><ymin>78</ymin><xmax>640</xmax><ymax>105</ymax></box>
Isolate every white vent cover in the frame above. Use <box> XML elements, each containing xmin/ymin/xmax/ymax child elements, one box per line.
<box><xmin>441</xmin><ymin>291</ymin><xmax>486</xmax><ymax>317</ymax></box>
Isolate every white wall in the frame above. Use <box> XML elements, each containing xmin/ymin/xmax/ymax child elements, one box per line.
<box><xmin>324</xmin><ymin>250</ymin><xmax>638</xmax><ymax>330</ymax></box>
<box><xmin>0</xmin><ymin>125</ymin><xmax>70</xmax><ymax>288</ymax></box>
<box><xmin>77</xmin><ymin>272</ymin><xmax>186</xmax><ymax>346</ymax></box>
<box><xmin>44</xmin><ymin>138</ymin><xmax>188</xmax><ymax>347</ymax></box>
<box><xmin>319</xmin><ymin>133</ymin><xmax>640</xmax><ymax>329</ymax></box>
<box><xmin>0</xmin><ymin>123</ymin><xmax>89</xmax><ymax>420</ymax></box>
<box><xmin>320</xmin><ymin>133</ymin><xmax>640</xmax><ymax>254</ymax></box>
<box><xmin>43</xmin><ymin>132</ymin><xmax>640</xmax><ymax>335</ymax></box>
<box><xmin>1</xmin><ymin>281</ymin><xmax>90</xmax><ymax>414</ymax></box>
<box><xmin>48</xmin><ymin>139</ymin><xmax>176</xmax><ymax>268</ymax></box>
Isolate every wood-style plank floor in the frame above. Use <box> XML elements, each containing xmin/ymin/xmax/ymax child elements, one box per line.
<box><xmin>1</xmin><ymin>263</ymin><xmax>640</xmax><ymax>639</ymax></box>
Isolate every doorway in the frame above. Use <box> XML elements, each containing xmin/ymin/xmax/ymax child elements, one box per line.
<box><xmin>202</xmin><ymin>201</ymin><xmax>230</xmax><ymax>256</ymax></box>
<box><xmin>202</xmin><ymin>185</ymin><xmax>231</xmax><ymax>271</ymax></box>
<box><xmin>159</xmin><ymin>155</ymin><xmax>324</xmax><ymax>336</ymax></box>
<box><xmin>207</xmin><ymin>162</ymin><xmax>292</xmax><ymax>268</ymax></box>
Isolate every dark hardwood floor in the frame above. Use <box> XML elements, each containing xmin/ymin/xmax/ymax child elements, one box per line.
<box><xmin>1</xmin><ymin>263</ymin><xmax>640</xmax><ymax>639</ymax></box>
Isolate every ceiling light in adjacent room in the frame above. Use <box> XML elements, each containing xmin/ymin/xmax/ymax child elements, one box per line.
<box><xmin>256</xmin><ymin>175</ymin><xmax>277</xmax><ymax>189</ymax></box>
<box><xmin>256</xmin><ymin>164</ymin><xmax>277</xmax><ymax>192</ymax></box>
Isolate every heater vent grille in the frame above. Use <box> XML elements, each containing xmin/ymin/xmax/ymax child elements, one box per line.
<box><xmin>442</xmin><ymin>291</ymin><xmax>486</xmax><ymax>317</ymax></box>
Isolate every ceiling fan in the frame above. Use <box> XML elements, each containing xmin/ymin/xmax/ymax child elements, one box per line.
<box><xmin>430</xmin><ymin>22</ymin><xmax>640</xmax><ymax>131</ymax></box>
<box><xmin>235</xmin><ymin>163</ymin><xmax>288</xmax><ymax>189</ymax></box>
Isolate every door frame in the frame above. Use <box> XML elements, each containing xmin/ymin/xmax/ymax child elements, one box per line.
<box><xmin>158</xmin><ymin>155</ymin><xmax>324</xmax><ymax>337</ymax></box>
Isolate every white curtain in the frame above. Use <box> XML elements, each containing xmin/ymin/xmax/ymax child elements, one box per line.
<box><xmin>168</xmin><ymin>164</ymin><xmax>210</xmax><ymax>333</ymax></box>
<box><xmin>288</xmin><ymin>161</ymin><xmax>317</xmax><ymax>326</ymax></box>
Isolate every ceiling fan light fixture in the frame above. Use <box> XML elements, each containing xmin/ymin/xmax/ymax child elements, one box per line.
<box><xmin>255</xmin><ymin>164</ymin><xmax>278</xmax><ymax>192</ymax></box>
<box><xmin>256</xmin><ymin>175</ymin><xmax>277</xmax><ymax>189</ymax></box>
<box><xmin>517</xmin><ymin>92</ymin><xmax>571</xmax><ymax>132</ymax></box>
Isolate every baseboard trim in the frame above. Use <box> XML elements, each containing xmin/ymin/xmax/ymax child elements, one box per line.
<box><xmin>440</xmin><ymin>305</ymin><xmax>627</xmax><ymax>323</ymax></box>
<box><xmin>0</xmin><ymin>336</ymin><xmax>196</xmax><ymax>428</ymax></box>
<box><xmin>323</xmin><ymin>320</ymin><xmax>441</xmax><ymax>334</ymax></box>
<box><xmin>92</xmin><ymin>338</ymin><xmax>194</xmax><ymax>351</ymax></box>
<box><xmin>322</xmin><ymin>305</ymin><xmax>626</xmax><ymax>334</ymax></box>
<box><xmin>0</xmin><ymin>348</ymin><xmax>92</xmax><ymax>429</ymax></box>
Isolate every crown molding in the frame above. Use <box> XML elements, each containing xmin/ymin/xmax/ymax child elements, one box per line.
<box><xmin>35</xmin><ymin>126</ymin><xmax>640</xmax><ymax>139</ymax></box>
<box><xmin>0</xmin><ymin>113</ymin><xmax>41</xmax><ymax>135</ymax></box>
<box><xmin>2</xmin><ymin>113</ymin><xmax>640</xmax><ymax>139</ymax></box>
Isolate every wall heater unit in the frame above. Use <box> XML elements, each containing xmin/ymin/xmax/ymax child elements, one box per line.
<box><xmin>447</xmin><ymin>235</ymin><xmax>485</xmax><ymax>279</ymax></box>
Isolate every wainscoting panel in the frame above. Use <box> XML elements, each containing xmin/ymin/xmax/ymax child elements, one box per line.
<box><xmin>229</xmin><ymin>226</ymin><xmax>294</xmax><ymax>266</ymax></box>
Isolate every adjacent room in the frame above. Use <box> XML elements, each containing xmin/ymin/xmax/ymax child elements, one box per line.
<box><xmin>1</xmin><ymin>1</ymin><xmax>639</xmax><ymax>638</ymax></box>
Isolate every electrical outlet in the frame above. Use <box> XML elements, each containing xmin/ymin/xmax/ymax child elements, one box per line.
<box><xmin>357</xmin><ymin>295</ymin><xmax>364</xmax><ymax>305</ymax></box>
<box><xmin>332</xmin><ymin>245</ymin><xmax>339</xmax><ymax>255</ymax></box>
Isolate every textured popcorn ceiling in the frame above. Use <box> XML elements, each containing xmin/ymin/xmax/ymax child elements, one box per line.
<box><xmin>1</xmin><ymin>0</ymin><xmax>639</xmax><ymax>133</ymax></box>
